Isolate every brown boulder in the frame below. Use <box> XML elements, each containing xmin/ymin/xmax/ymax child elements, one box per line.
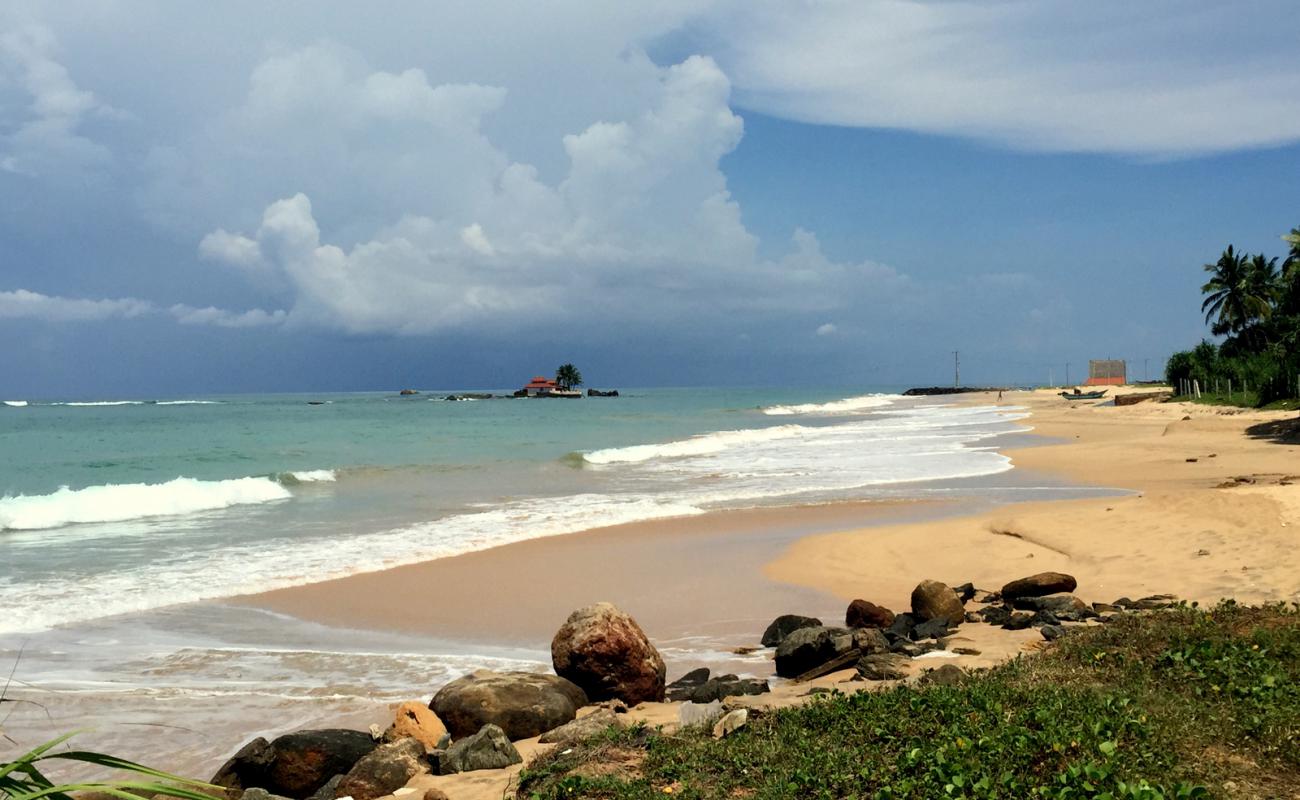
<box><xmin>845</xmin><ymin>599</ymin><xmax>895</xmax><ymax>629</ymax></box>
<box><xmin>910</xmin><ymin>580</ymin><xmax>965</xmax><ymax>626</ymax></box>
<box><xmin>383</xmin><ymin>701</ymin><xmax>447</xmax><ymax>752</ymax></box>
<box><xmin>431</xmin><ymin>670</ymin><xmax>587</xmax><ymax>741</ymax></box>
<box><xmin>1001</xmin><ymin>572</ymin><xmax>1078</xmax><ymax>601</ymax></box>
<box><xmin>551</xmin><ymin>602</ymin><xmax>666</xmax><ymax>704</ymax></box>
<box><xmin>266</xmin><ymin>730</ymin><xmax>376</xmax><ymax>800</ymax></box>
<box><xmin>334</xmin><ymin>738</ymin><xmax>428</xmax><ymax>800</ymax></box>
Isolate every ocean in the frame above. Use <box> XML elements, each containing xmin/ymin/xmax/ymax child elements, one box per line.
<box><xmin>0</xmin><ymin>386</ymin><xmax>1096</xmax><ymax>773</ymax></box>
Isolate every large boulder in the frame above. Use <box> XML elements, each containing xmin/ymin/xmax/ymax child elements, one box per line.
<box><xmin>845</xmin><ymin>599</ymin><xmax>895</xmax><ymax>629</ymax></box>
<box><xmin>760</xmin><ymin>614</ymin><xmax>822</xmax><ymax>647</ymax></box>
<box><xmin>334</xmin><ymin>739</ymin><xmax>428</xmax><ymax>800</ymax></box>
<box><xmin>212</xmin><ymin>731</ymin><xmax>378</xmax><ymax>800</ymax></box>
<box><xmin>1001</xmin><ymin>572</ymin><xmax>1078</xmax><ymax>601</ymax></box>
<box><xmin>383</xmin><ymin>701</ymin><xmax>447</xmax><ymax>752</ymax></box>
<box><xmin>856</xmin><ymin>653</ymin><xmax>910</xmax><ymax>681</ymax></box>
<box><xmin>551</xmin><ymin>602</ymin><xmax>666</xmax><ymax>704</ymax></box>
<box><xmin>774</xmin><ymin>626</ymin><xmax>888</xmax><ymax>678</ymax></box>
<box><xmin>910</xmin><ymin>580</ymin><xmax>966</xmax><ymax>626</ymax></box>
<box><xmin>437</xmin><ymin>724</ymin><xmax>522</xmax><ymax>775</ymax></box>
<box><xmin>431</xmin><ymin>670</ymin><xmax>587</xmax><ymax>741</ymax></box>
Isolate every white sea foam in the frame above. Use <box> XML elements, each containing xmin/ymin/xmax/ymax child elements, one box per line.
<box><xmin>584</xmin><ymin>425</ymin><xmax>806</xmax><ymax>464</ymax></box>
<box><xmin>54</xmin><ymin>400</ymin><xmax>145</xmax><ymax>406</ymax></box>
<box><xmin>155</xmin><ymin>400</ymin><xmax>222</xmax><ymax>405</ymax></box>
<box><xmin>283</xmin><ymin>469</ymin><xmax>337</xmax><ymax>483</ymax></box>
<box><xmin>761</xmin><ymin>393</ymin><xmax>900</xmax><ymax>415</ymax></box>
<box><xmin>0</xmin><ymin>494</ymin><xmax>704</xmax><ymax>632</ymax></box>
<box><xmin>3</xmin><ymin>400</ymin><xmax>27</xmax><ymax>407</ymax></box>
<box><xmin>0</xmin><ymin>476</ymin><xmax>291</xmax><ymax>531</ymax></box>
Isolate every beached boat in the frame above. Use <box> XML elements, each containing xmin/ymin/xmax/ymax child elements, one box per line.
<box><xmin>1059</xmin><ymin>390</ymin><xmax>1107</xmax><ymax>400</ymax></box>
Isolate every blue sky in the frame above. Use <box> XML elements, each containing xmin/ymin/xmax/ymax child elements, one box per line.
<box><xmin>1</xmin><ymin>1</ymin><xmax>1298</xmax><ymax>396</ymax></box>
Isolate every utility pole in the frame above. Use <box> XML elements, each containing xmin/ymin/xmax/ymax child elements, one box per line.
<box><xmin>1144</xmin><ymin>358</ymin><xmax>1149</xmax><ymax>382</ymax></box>
<box><xmin>953</xmin><ymin>351</ymin><xmax>960</xmax><ymax>389</ymax></box>
<box><xmin>1065</xmin><ymin>362</ymin><xmax>1070</xmax><ymax>387</ymax></box>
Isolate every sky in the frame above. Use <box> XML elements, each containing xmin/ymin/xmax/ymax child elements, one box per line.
<box><xmin>1</xmin><ymin>0</ymin><xmax>1298</xmax><ymax>396</ymax></box>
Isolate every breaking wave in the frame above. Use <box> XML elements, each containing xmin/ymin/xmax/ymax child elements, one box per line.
<box><xmin>761</xmin><ymin>393</ymin><xmax>900</xmax><ymax>415</ymax></box>
<box><xmin>583</xmin><ymin>425</ymin><xmax>806</xmax><ymax>464</ymax></box>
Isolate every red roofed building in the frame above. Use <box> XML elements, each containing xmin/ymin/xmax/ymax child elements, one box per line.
<box><xmin>523</xmin><ymin>376</ymin><xmax>560</xmax><ymax>396</ymax></box>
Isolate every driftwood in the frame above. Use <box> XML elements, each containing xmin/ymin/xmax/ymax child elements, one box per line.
<box><xmin>1115</xmin><ymin>391</ymin><xmax>1172</xmax><ymax>406</ymax></box>
<box><xmin>793</xmin><ymin>648</ymin><xmax>862</xmax><ymax>683</ymax></box>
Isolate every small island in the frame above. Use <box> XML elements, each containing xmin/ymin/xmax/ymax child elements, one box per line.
<box><xmin>514</xmin><ymin>364</ymin><xmax>618</xmax><ymax>398</ymax></box>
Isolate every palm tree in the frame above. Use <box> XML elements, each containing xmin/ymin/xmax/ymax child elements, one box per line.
<box><xmin>555</xmin><ymin>363</ymin><xmax>583</xmax><ymax>390</ymax></box>
<box><xmin>1201</xmin><ymin>245</ymin><xmax>1273</xmax><ymax>336</ymax></box>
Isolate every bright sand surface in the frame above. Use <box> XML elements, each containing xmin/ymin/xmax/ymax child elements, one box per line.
<box><xmin>241</xmin><ymin>388</ymin><xmax>1300</xmax><ymax>798</ymax></box>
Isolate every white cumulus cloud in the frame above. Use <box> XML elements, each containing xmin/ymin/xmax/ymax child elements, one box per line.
<box><xmin>0</xmin><ymin>289</ymin><xmax>151</xmax><ymax>322</ymax></box>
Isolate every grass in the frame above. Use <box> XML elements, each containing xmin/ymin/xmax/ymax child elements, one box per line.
<box><xmin>1173</xmin><ymin>391</ymin><xmax>1300</xmax><ymax>411</ymax></box>
<box><xmin>0</xmin><ymin>731</ymin><xmax>217</xmax><ymax>800</ymax></box>
<box><xmin>516</xmin><ymin>602</ymin><xmax>1300</xmax><ymax>799</ymax></box>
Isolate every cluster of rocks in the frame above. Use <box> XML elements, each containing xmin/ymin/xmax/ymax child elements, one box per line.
<box><xmin>210</xmin><ymin>603</ymin><xmax>667</xmax><ymax>800</ymax></box>
<box><xmin>758</xmin><ymin>573</ymin><xmax>1177</xmax><ymax>685</ymax></box>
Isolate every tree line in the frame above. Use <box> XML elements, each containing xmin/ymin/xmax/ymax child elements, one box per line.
<box><xmin>1166</xmin><ymin>225</ymin><xmax>1300</xmax><ymax>404</ymax></box>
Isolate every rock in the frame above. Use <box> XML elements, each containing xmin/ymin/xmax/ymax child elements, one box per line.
<box><xmin>305</xmin><ymin>776</ymin><xmax>342</xmax><ymax>800</ymax></box>
<box><xmin>422</xmin><ymin>790</ymin><xmax>450</xmax><ymax>800</ymax></box>
<box><xmin>911</xmin><ymin>617</ymin><xmax>952</xmax><ymax>641</ymax></box>
<box><xmin>952</xmin><ymin>583</ymin><xmax>977</xmax><ymax>603</ymax></box>
<box><xmin>919</xmin><ymin>664</ymin><xmax>965</xmax><ymax>687</ymax></box>
<box><xmin>975</xmin><ymin>605</ymin><xmax>1012</xmax><ymax>626</ymax></box>
<box><xmin>845</xmin><ymin>599</ymin><xmax>895</xmax><ymax>629</ymax></box>
<box><xmin>688</xmin><ymin>675</ymin><xmax>770</xmax><ymax>703</ymax></box>
<box><xmin>537</xmin><ymin>709</ymin><xmax>624</xmax><ymax>744</ymax></box>
<box><xmin>399</xmin><ymin>389</ymin><xmax>419</xmax><ymax>395</ymax></box>
<box><xmin>910</xmin><ymin>580</ymin><xmax>966</xmax><ymax>626</ymax></box>
<box><xmin>430</xmin><ymin>670</ymin><xmax>587</xmax><ymax>741</ymax></box>
<box><xmin>856</xmin><ymin>653</ymin><xmax>910</xmax><ymax>681</ymax></box>
<box><xmin>885</xmin><ymin>612</ymin><xmax>917</xmax><ymax>642</ymax></box>
<box><xmin>665</xmin><ymin>667</ymin><xmax>712</xmax><ymax>702</ymax></box>
<box><xmin>889</xmin><ymin>640</ymin><xmax>926</xmax><ymax>657</ymax></box>
<box><xmin>952</xmin><ymin>647</ymin><xmax>981</xmax><ymax>656</ymax></box>
<box><xmin>437</xmin><ymin>724</ymin><xmax>521</xmax><ymax>775</ymax></box>
<box><xmin>774</xmin><ymin>626</ymin><xmax>888</xmax><ymax>678</ymax></box>
<box><xmin>1003</xmin><ymin>612</ymin><xmax>1035</xmax><ymax>630</ymax></box>
<box><xmin>383</xmin><ymin>701</ymin><xmax>447</xmax><ymax>752</ymax></box>
<box><xmin>240</xmin><ymin>790</ymin><xmax>292</xmax><ymax>800</ymax></box>
<box><xmin>1123</xmin><ymin>594</ymin><xmax>1178</xmax><ymax>610</ymax></box>
<box><xmin>760</xmin><ymin>614</ymin><xmax>822</xmax><ymax>647</ymax></box>
<box><xmin>335</xmin><ymin>739</ymin><xmax>428</xmax><ymax>800</ymax></box>
<box><xmin>212</xmin><ymin>738</ymin><xmax>276</xmax><ymax>799</ymax></box>
<box><xmin>712</xmin><ymin>709</ymin><xmax>748</xmax><ymax>739</ymax></box>
<box><xmin>551</xmin><ymin>602</ymin><xmax>666</xmax><ymax>704</ymax></box>
<box><xmin>1011</xmin><ymin>594</ymin><xmax>1098</xmax><ymax>622</ymax></box>
<box><xmin>1040</xmin><ymin>624</ymin><xmax>1067</xmax><ymax>641</ymax></box>
<box><xmin>1092</xmin><ymin>602</ymin><xmax>1120</xmax><ymax>613</ymax></box>
<box><xmin>258</xmin><ymin>730</ymin><xmax>378</xmax><ymax>800</ymax></box>
<box><xmin>678</xmin><ymin>701</ymin><xmax>724</xmax><ymax>729</ymax></box>
<box><xmin>587</xmin><ymin>389</ymin><xmax>619</xmax><ymax>397</ymax></box>
<box><xmin>1000</xmin><ymin>572</ymin><xmax>1078</xmax><ymax>601</ymax></box>
<box><xmin>1031</xmin><ymin>610</ymin><xmax>1060</xmax><ymax>627</ymax></box>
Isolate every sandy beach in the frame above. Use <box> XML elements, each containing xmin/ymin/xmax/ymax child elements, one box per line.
<box><xmin>233</xmin><ymin>388</ymin><xmax>1300</xmax><ymax>799</ymax></box>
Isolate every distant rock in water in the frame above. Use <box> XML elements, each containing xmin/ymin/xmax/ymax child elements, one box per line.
<box><xmin>398</xmin><ymin>389</ymin><xmax>419</xmax><ymax>395</ymax></box>
<box><xmin>587</xmin><ymin>389</ymin><xmax>620</xmax><ymax>397</ymax></box>
<box><xmin>903</xmin><ymin>387</ymin><xmax>1004</xmax><ymax>396</ymax></box>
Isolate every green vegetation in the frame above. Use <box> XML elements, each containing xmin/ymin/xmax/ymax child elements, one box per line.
<box><xmin>556</xmin><ymin>363</ymin><xmax>583</xmax><ymax>390</ymax></box>
<box><xmin>1</xmin><ymin>731</ymin><xmax>215</xmax><ymax>800</ymax></box>
<box><xmin>1166</xmin><ymin>226</ymin><xmax>1300</xmax><ymax>406</ymax></box>
<box><xmin>517</xmin><ymin>603</ymin><xmax>1300</xmax><ymax>799</ymax></box>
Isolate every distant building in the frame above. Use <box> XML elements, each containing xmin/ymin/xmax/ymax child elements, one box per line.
<box><xmin>523</xmin><ymin>376</ymin><xmax>560</xmax><ymax>396</ymax></box>
<box><xmin>1087</xmin><ymin>359</ymin><xmax>1126</xmax><ymax>386</ymax></box>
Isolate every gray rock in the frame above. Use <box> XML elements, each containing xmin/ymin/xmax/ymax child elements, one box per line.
<box><xmin>1011</xmin><ymin>594</ymin><xmax>1098</xmax><ymax>622</ymax></box>
<box><xmin>885</xmin><ymin>612</ymin><xmax>917</xmax><ymax>642</ymax></box>
<box><xmin>911</xmin><ymin>617</ymin><xmax>952</xmax><ymax>640</ymax></box>
<box><xmin>687</xmin><ymin>675</ymin><xmax>769</xmax><ymax>703</ymax></box>
<box><xmin>537</xmin><ymin>709</ymin><xmax>625</xmax><ymax>744</ymax></box>
<box><xmin>334</xmin><ymin>738</ymin><xmax>428</xmax><ymax>800</ymax></box>
<box><xmin>1001</xmin><ymin>572</ymin><xmax>1078</xmax><ymax>601</ymax></box>
<box><xmin>305</xmin><ymin>776</ymin><xmax>342</xmax><ymax>800</ymax></box>
<box><xmin>665</xmin><ymin>667</ymin><xmax>711</xmax><ymax>702</ymax></box>
<box><xmin>856</xmin><ymin>653</ymin><xmax>910</xmax><ymax>681</ymax></box>
<box><xmin>431</xmin><ymin>670</ymin><xmax>587</xmax><ymax>741</ymax></box>
<box><xmin>218</xmin><ymin>730</ymin><xmax>376</xmax><ymax>800</ymax></box>
<box><xmin>437</xmin><ymin>724</ymin><xmax>522</xmax><ymax>775</ymax></box>
<box><xmin>1003</xmin><ymin>612</ymin><xmax>1035</xmax><ymax>631</ymax></box>
<box><xmin>774</xmin><ymin>626</ymin><xmax>888</xmax><ymax>678</ymax></box>
<box><xmin>1031</xmin><ymin>610</ymin><xmax>1060</xmax><ymax>627</ymax></box>
<box><xmin>240</xmin><ymin>790</ymin><xmax>292</xmax><ymax>800</ymax></box>
<box><xmin>760</xmin><ymin>614</ymin><xmax>822</xmax><ymax>647</ymax></box>
<box><xmin>918</xmin><ymin>664</ymin><xmax>965</xmax><ymax>686</ymax></box>
<box><xmin>976</xmin><ymin>605</ymin><xmax>1013</xmax><ymax>626</ymax></box>
<box><xmin>1040</xmin><ymin>624</ymin><xmax>1067</xmax><ymax>641</ymax></box>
